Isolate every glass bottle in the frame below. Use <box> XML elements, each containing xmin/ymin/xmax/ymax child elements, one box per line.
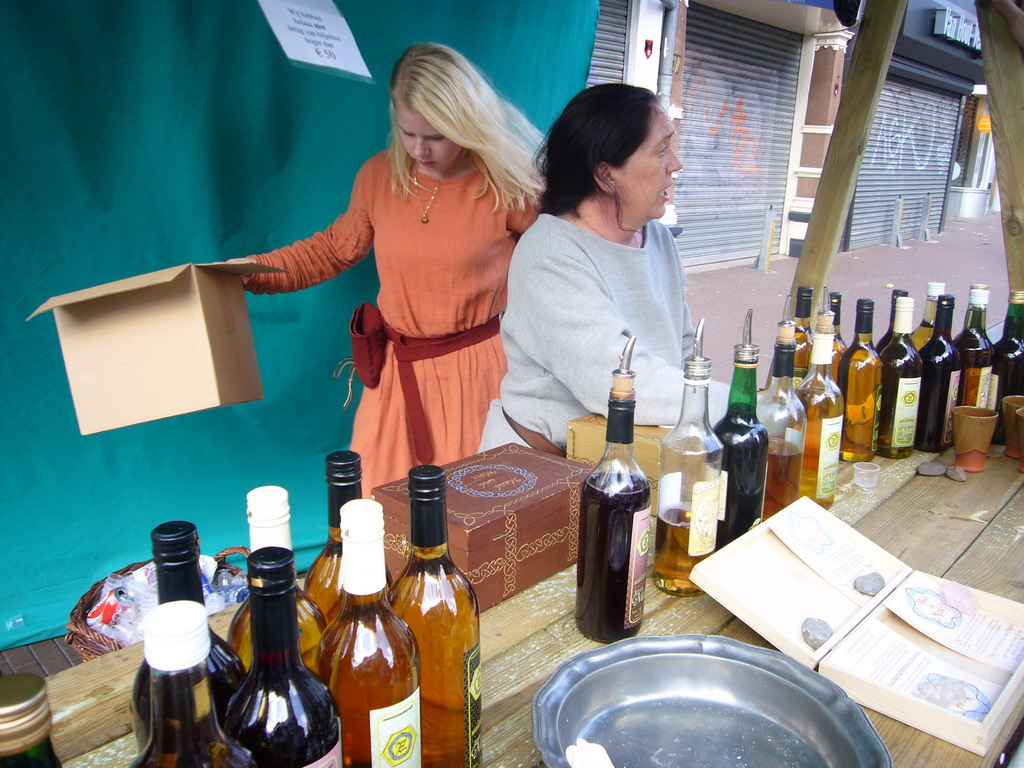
<box><xmin>830</xmin><ymin>292</ymin><xmax>847</xmax><ymax>381</ymax></box>
<box><xmin>132</xmin><ymin>521</ymin><xmax>245</xmax><ymax>750</ymax></box>
<box><xmin>797</xmin><ymin>293</ymin><xmax>845</xmax><ymax>509</ymax></box>
<box><xmin>954</xmin><ymin>287</ymin><xmax>995</xmax><ymax>408</ymax></box>
<box><xmin>714</xmin><ymin>310</ymin><xmax>768</xmax><ymax>546</ymax></box>
<box><xmin>0</xmin><ymin>674</ymin><xmax>61</xmax><ymax>768</ymax></box>
<box><xmin>228</xmin><ymin>487</ymin><xmax>326</xmax><ymax>674</ymax></box>
<box><xmin>990</xmin><ymin>291</ymin><xmax>1024</xmax><ymax>444</ymax></box>
<box><xmin>130</xmin><ymin>601</ymin><xmax>255</xmax><ymax>768</ymax></box>
<box><xmin>915</xmin><ymin>295</ymin><xmax>960</xmax><ymax>452</ymax></box>
<box><xmin>876</xmin><ymin>288</ymin><xmax>909</xmax><ymax>352</ymax></box>
<box><xmin>756</xmin><ymin>302</ymin><xmax>806</xmax><ymax>520</ymax></box>
<box><xmin>911</xmin><ymin>282</ymin><xmax>945</xmax><ymax>350</ymax></box>
<box><xmin>305</xmin><ymin>451</ymin><xmax>362</xmax><ymax>623</ymax></box>
<box><xmin>876</xmin><ymin>297</ymin><xmax>923</xmax><ymax>459</ymax></box>
<box><xmin>390</xmin><ymin>466</ymin><xmax>481</xmax><ymax>768</ymax></box>
<box><xmin>792</xmin><ymin>286</ymin><xmax>814</xmax><ymax>382</ymax></box>
<box><xmin>837</xmin><ymin>299</ymin><xmax>882</xmax><ymax>462</ymax></box>
<box><xmin>654</xmin><ymin>320</ymin><xmax>723</xmax><ymax>596</ymax></box>
<box><xmin>323</xmin><ymin>499</ymin><xmax>420</xmax><ymax>768</ymax></box>
<box><xmin>223</xmin><ymin>548</ymin><xmax>340</xmax><ymax>768</ymax></box>
<box><xmin>575</xmin><ymin>336</ymin><xmax>652</xmax><ymax>640</ymax></box>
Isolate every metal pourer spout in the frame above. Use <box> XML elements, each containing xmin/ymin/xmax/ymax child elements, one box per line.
<box><xmin>734</xmin><ymin>308</ymin><xmax>759</xmax><ymax>364</ymax></box>
<box><xmin>683</xmin><ymin>318</ymin><xmax>712</xmax><ymax>381</ymax></box>
<box><xmin>814</xmin><ymin>284</ymin><xmax>836</xmax><ymax>336</ymax></box>
<box><xmin>776</xmin><ymin>295</ymin><xmax>796</xmax><ymax>346</ymax></box>
<box><xmin>610</xmin><ymin>336</ymin><xmax>637</xmax><ymax>400</ymax></box>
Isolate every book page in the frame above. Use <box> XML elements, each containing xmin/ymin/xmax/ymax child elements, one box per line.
<box><xmin>884</xmin><ymin>572</ymin><xmax>1024</xmax><ymax>674</ymax></box>
<box><xmin>826</xmin><ymin>619</ymin><xmax>1002</xmax><ymax>722</ymax></box>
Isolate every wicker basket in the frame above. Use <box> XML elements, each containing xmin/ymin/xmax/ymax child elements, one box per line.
<box><xmin>65</xmin><ymin>546</ymin><xmax>249</xmax><ymax>661</ymax></box>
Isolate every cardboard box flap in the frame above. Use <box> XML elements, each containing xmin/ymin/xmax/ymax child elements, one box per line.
<box><xmin>27</xmin><ymin>261</ymin><xmax>283</xmax><ymax>320</ymax></box>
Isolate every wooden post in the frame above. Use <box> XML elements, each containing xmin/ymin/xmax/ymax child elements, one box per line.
<box><xmin>791</xmin><ymin>0</ymin><xmax>909</xmax><ymax>305</ymax></box>
<box><xmin>977</xmin><ymin>0</ymin><xmax>1024</xmax><ymax>292</ymax></box>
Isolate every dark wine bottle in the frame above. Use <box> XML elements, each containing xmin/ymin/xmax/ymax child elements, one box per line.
<box><xmin>792</xmin><ymin>286</ymin><xmax>814</xmax><ymax>381</ymax></box>
<box><xmin>390</xmin><ymin>466</ymin><xmax>482</xmax><ymax>768</ymax></box>
<box><xmin>915</xmin><ymin>295</ymin><xmax>960</xmax><ymax>452</ymax></box>
<box><xmin>877</xmin><ymin>297</ymin><xmax>923</xmax><ymax>459</ymax></box>
<box><xmin>837</xmin><ymin>299</ymin><xmax>881</xmax><ymax>462</ymax></box>
<box><xmin>0</xmin><ymin>674</ymin><xmax>61</xmax><ymax>768</ymax></box>
<box><xmin>714</xmin><ymin>310</ymin><xmax>768</xmax><ymax>546</ymax></box>
<box><xmin>130</xmin><ymin>601</ymin><xmax>255</xmax><ymax>768</ymax></box>
<box><xmin>991</xmin><ymin>291</ymin><xmax>1024</xmax><ymax>444</ymax></box>
<box><xmin>223</xmin><ymin>548</ymin><xmax>340</xmax><ymax>768</ymax></box>
<box><xmin>830</xmin><ymin>292</ymin><xmax>847</xmax><ymax>381</ymax></box>
<box><xmin>576</xmin><ymin>336</ymin><xmax>652</xmax><ymax>642</ymax></box>
<box><xmin>131</xmin><ymin>522</ymin><xmax>245</xmax><ymax>750</ymax></box>
<box><xmin>876</xmin><ymin>288</ymin><xmax>909</xmax><ymax>352</ymax></box>
<box><xmin>954</xmin><ymin>287</ymin><xmax>994</xmax><ymax>408</ymax></box>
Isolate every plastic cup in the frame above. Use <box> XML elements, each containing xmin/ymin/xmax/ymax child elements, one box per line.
<box><xmin>853</xmin><ymin>462</ymin><xmax>881</xmax><ymax>495</ymax></box>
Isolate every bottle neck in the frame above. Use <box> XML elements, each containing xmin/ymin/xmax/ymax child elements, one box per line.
<box><xmin>770</xmin><ymin>345</ymin><xmax>795</xmax><ymax>380</ymax></box>
<box><xmin>893</xmin><ymin>305</ymin><xmax>914</xmax><ymax>336</ymax></box>
<box><xmin>726</xmin><ymin>362</ymin><xmax>759</xmax><ymax>416</ymax></box>
<box><xmin>342</xmin><ymin>533</ymin><xmax>387</xmax><ymax>597</ymax></box>
<box><xmin>328</xmin><ymin>482</ymin><xmax>361</xmax><ymax>529</ymax></box>
<box><xmin>964</xmin><ymin>305</ymin><xmax>988</xmax><ymax>331</ymax></box>
<box><xmin>605</xmin><ymin>398</ymin><xmax>635</xmax><ymax>445</ymax></box>
<box><xmin>409</xmin><ymin>498</ymin><xmax>447</xmax><ymax>550</ymax></box>
<box><xmin>931</xmin><ymin>303</ymin><xmax>954</xmax><ymax>339</ymax></box>
<box><xmin>810</xmin><ymin>332</ymin><xmax>835</xmax><ymax>367</ymax></box>
<box><xmin>249</xmin><ymin>522</ymin><xmax>292</xmax><ymax>553</ymax></box>
<box><xmin>1005</xmin><ymin>302</ymin><xmax>1024</xmax><ymax>335</ymax></box>
<box><xmin>250</xmin><ymin>585</ymin><xmax>303</xmax><ymax>666</ymax></box>
<box><xmin>677</xmin><ymin>378</ymin><xmax>713</xmax><ymax>432</ymax></box>
<box><xmin>922</xmin><ymin>297</ymin><xmax>938</xmax><ymax>325</ymax></box>
<box><xmin>155</xmin><ymin>557</ymin><xmax>205</xmax><ymax>605</ymax></box>
<box><xmin>148</xmin><ymin>665</ymin><xmax>224</xmax><ymax>755</ymax></box>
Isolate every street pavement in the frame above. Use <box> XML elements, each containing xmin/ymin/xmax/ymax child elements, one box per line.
<box><xmin>685</xmin><ymin>213</ymin><xmax>1010</xmax><ymax>386</ymax></box>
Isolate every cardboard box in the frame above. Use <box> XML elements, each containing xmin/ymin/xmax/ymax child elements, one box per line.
<box><xmin>566</xmin><ymin>413</ymin><xmax>668</xmax><ymax>511</ymax></box>
<box><xmin>373</xmin><ymin>444</ymin><xmax>593</xmax><ymax>611</ymax></box>
<box><xmin>691</xmin><ymin>497</ymin><xmax>1024</xmax><ymax>755</ymax></box>
<box><xmin>28</xmin><ymin>261</ymin><xmax>281</xmax><ymax>435</ymax></box>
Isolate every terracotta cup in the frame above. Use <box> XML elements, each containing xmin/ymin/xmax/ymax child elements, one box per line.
<box><xmin>1003</xmin><ymin>395</ymin><xmax>1024</xmax><ymax>459</ymax></box>
<box><xmin>1017</xmin><ymin>408</ymin><xmax>1024</xmax><ymax>474</ymax></box>
<box><xmin>952</xmin><ymin>406</ymin><xmax>999</xmax><ymax>472</ymax></box>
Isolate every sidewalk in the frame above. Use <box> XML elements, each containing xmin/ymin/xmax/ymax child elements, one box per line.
<box><xmin>685</xmin><ymin>213</ymin><xmax>1010</xmax><ymax>383</ymax></box>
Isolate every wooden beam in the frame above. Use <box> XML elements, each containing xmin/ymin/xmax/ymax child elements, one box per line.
<box><xmin>977</xmin><ymin>0</ymin><xmax>1024</xmax><ymax>292</ymax></box>
<box><xmin>791</xmin><ymin>0</ymin><xmax>909</xmax><ymax>305</ymax></box>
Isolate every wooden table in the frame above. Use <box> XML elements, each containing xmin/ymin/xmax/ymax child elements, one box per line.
<box><xmin>47</xmin><ymin>446</ymin><xmax>1024</xmax><ymax>767</ymax></box>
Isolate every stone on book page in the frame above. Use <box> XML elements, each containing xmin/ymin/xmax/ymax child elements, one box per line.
<box><xmin>945</xmin><ymin>466</ymin><xmax>968</xmax><ymax>482</ymax></box>
<box><xmin>913</xmin><ymin>674</ymin><xmax>973</xmax><ymax>708</ymax></box>
<box><xmin>801</xmin><ymin>618</ymin><xmax>833</xmax><ymax>650</ymax></box>
<box><xmin>943</xmin><ymin>581</ymin><xmax>979</xmax><ymax>615</ymax></box>
<box><xmin>854</xmin><ymin>571</ymin><xmax>885</xmax><ymax>596</ymax></box>
<box><xmin>916</xmin><ymin>461</ymin><xmax>946</xmax><ymax>476</ymax></box>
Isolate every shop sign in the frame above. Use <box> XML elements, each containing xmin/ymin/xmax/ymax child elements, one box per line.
<box><xmin>977</xmin><ymin>115</ymin><xmax>992</xmax><ymax>133</ymax></box>
<box><xmin>933</xmin><ymin>8</ymin><xmax>982</xmax><ymax>52</ymax></box>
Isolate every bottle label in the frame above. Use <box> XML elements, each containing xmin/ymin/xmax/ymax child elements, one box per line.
<box><xmin>301</xmin><ymin>735</ymin><xmax>342</xmax><ymax>768</ymax></box>
<box><xmin>793</xmin><ymin>365</ymin><xmax>808</xmax><ymax>381</ymax></box>
<box><xmin>785</xmin><ymin>427</ymin><xmax>804</xmax><ymax>452</ymax></box>
<box><xmin>976</xmin><ymin>366</ymin><xmax>993</xmax><ymax>408</ymax></box>
<box><xmin>943</xmin><ymin>370</ymin><xmax>961</xmax><ymax>444</ymax></box>
<box><xmin>871</xmin><ymin>384</ymin><xmax>881</xmax><ymax>452</ymax></box>
<box><xmin>891</xmin><ymin>377</ymin><xmax>921</xmax><ymax>447</ymax></box>
<box><xmin>463</xmin><ymin>645</ymin><xmax>482</xmax><ymax>768</ymax></box>
<box><xmin>624</xmin><ymin>505</ymin><xmax>652</xmax><ymax>629</ymax></box>
<box><xmin>816</xmin><ymin>416</ymin><xmax>843</xmax><ymax>499</ymax></box>
<box><xmin>688</xmin><ymin>479</ymin><xmax>720</xmax><ymax>557</ymax></box>
<box><xmin>716</xmin><ymin>470</ymin><xmax>729</xmax><ymax>522</ymax></box>
<box><xmin>988</xmin><ymin>372</ymin><xmax>1001</xmax><ymax>417</ymax></box>
<box><xmin>369</xmin><ymin>689</ymin><xmax>421</xmax><ymax>768</ymax></box>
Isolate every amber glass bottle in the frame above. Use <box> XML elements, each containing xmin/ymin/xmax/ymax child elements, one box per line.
<box><xmin>991</xmin><ymin>291</ymin><xmax>1024</xmax><ymax>444</ymax></box>
<box><xmin>390</xmin><ymin>466</ymin><xmax>481</xmax><ymax>768</ymax></box>
<box><xmin>876</xmin><ymin>288</ymin><xmax>909</xmax><ymax>352</ymax></box>
<box><xmin>305</xmin><ymin>451</ymin><xmax>362</xmax><ymax>623</ymax></box>
<box><xmin>829</xmin><ymin>292</ymin><xmax>847</xmax><ymax>381</ymax></box>
<box><xmin>797</xmin><ymin>297</ymin><xmax>844</xmax><ymax>509</ymax></box>
<box><xmin>877</xmin><ymin>297</ymin><xmax>923</xmax><ymax>459</ymax></box>
<box><xmin>916</xmin><ymin>295</ymin><xmax>960</xmax><ymax>452</ymax></box>
<box><xmin>322</xmin><ymin>499</ymin><xmax>420</xmax><ymax>768</ymax></box>
<box><xmin>911</xmin><ymin>282</ymin><xmax>945</xmax><ymax>350</ymax></box>
<box><xmin>837</xmin><ymin>299</ymin><xmax>881</xmax><ymax>462</ymax></box>
<box><xmin>792</xmin><ymin>286</ymin><xmax>814</xmax><ymax>382</ymax></box>
<box><xmin>954</xmin><ymin>287</ymin><xmax>994</xmax><ymax>408</ymax></box>
<box><xmin>0</xmin><ymin>675</ymin><xmax>61</xmax><ymax>768</ymax></box>
<box><xmin>228</xmin><ymin>487</ymin><xmax>326</xmax><ymax>674</ymax></box>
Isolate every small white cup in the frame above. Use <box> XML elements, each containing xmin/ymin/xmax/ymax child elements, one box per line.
<box><xmin>853</xmin><ymin>462</ymin><xmax>881</xmax><ymax>495</ymax></box>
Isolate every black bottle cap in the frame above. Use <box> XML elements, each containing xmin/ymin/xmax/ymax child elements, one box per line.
<box><xmin>409</xmin><ymin>465</ymin><xmax>448</xmax><ymax>548</ymax></box>
<box><xmin>796</xmin><ymin>286</ymin><xmax>814</xmax><ymax>316</ymax></box>
<box><xmin>151</xmin><ymin>521</ymin><xmax>199</xmax><ymax>566</ymax></box>
<box><xmin>855</xmin><ymin>298</ymin><xmax>874</xmax><ymax>334</ymax></box>
<box><xmin>326</xmin><ymin>450</ymin><xmax>361</xmax><ymax>485</ymax></box>
<box><xmin>247</xmin><ymin>546</ymin><xmax>296</xmax><ymax>597</ymax></box>
<box><xmin>935</xmin><ymin>294</ymin><xmax>956</xmax><ymax>327</ymax></box>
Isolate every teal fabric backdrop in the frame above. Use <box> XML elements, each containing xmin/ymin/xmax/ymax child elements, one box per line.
<box><xmin>0</xmin><ymin>1</ymin><xmax>597</xmax><ymax>649</ymax></box>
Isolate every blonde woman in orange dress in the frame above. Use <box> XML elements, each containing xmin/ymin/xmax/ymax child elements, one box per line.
<box><xmin>244</xmin><ymin>43</ymin><xmax>541</xmax><ymax>490</ymax></box>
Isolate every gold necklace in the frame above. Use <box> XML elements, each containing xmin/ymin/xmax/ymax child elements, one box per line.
<box><xmin>412</xmin><ymin>171</ymin><xmax>441</xmax><ymax>224</ymax></box>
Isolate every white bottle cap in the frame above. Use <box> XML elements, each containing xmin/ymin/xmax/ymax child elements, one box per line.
<box><xmin>143</xmin><ymin>601</ymin><xmax>210</xmax><ymax>672</ymax></box>
<box><xmin>926</xmin><ymin>282</ymin><xmax>945</xmax><ymax>297</ymax></box>
<box><xmin>968</xmin><ymin>288</ymin><xmax>989</xmax><ymax>307</ymax></box>
<box><xmin>340</xmin><ymin>499</ymin><xmax>385</xmax><ymax>542</ymax></box>
<box><xmin>894</xmin><ymin>296</ymin><xmax>915</xmax><ymax>334</ymax></box>
<box><xmin>340</xmin><ymin>500</ymin><xmax>386</xmax><ymax>596</ymax></box>
<box><xmin>246</xmin><ymin>485</ymin><xmax>292</xmax><ymax>551</ymax></box>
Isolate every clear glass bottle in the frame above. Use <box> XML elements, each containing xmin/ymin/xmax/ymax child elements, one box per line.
<box><xmin>757</xmin><ymin>303</ymin><xmax>806</xmax><ymax>520</ymax></box>
<box><xmin>877</xmin><ymin>297</ymin><xmax>923</xmax><ymax>459</ymax></box>
<box><xmin>130</xmin><ymin>601</ymin><xmax>255</xmax><ymax>768</ymax></box>
<box><xmin>991</xmin><ymin>291</ymin><xmax>1024</xmax><ymax>444</ymax></box>
<box><xmin>954</xmin><ymin>287</ymin><xmax>995</xmax><ymax>408</ymax></box>
<box><xmin>876</xmin><ymin>288</ymin><xmax>909</xmax><ymax>352</ymax></box>
<box><xmin>654</xmin><ymin>321</ymin><xmax>723</xmax><ymax>596</ymax></box>
<box><xmin>228</xmin><ymin>487</ymin><xmax>326</xmax><ymax>674</ymax></box>
<box><xmin>911</xmin><ymin>282</ymin><xmax>945</xmax><ymax>350</ymax></box>
<box><xmin>390</xmin><ymin>466</ymin><xmax>481</xmax><ymax>768</ymax></box>
<box><xmin>830</xmin><ymin>292</ymin><xmax>847</xmax><ymax>381</ymax></box>
<box><xmin>916</xmin><ymin>295</ymin><xmax>960</xmax><ymax>452</ymax></box>
<box><xmin>792</xmin><ymin>286</ymin><xmax>814</xmax><ymax>382</ymax></box>
<box><xmin>132</xmin><ymin>522</ymin><xmax>245</xmax><ymax>750</ymax></box>
<box><xmin>224</xmin><ymin>548</ymin><xmax>340</xmax><ymax>768</ymax></box>
<box><xmin>322</xmin><ymin>499</ymin><xmax>421</xmax><ymax>768</ymax></box>
<box><xmin>797</xmin><ymin>293</ymin><xmax>845</xmax><ymax>509</ymax></box>
<box><xmin>0</xmin><ymin>674</ymin><xmax>61</xmax><ymax>768</ymax></box>
<box><xmin>575</xmin><ymin>337</ymin><xmax>652</xmax><ymax>640</ymax></box>
<box><xmin>837</xmin><ymin>299</ymin><xmax>882</xmax><ymax>462</ymax></box>
<box><xmin>714</xmin><ymin>310</ymin><xmax>768</xmax><ymax>545</ymax></box>
<box><xmin>305</xmin><ymin>451</ymin><xmax>362</xmax><ymax>623</ymax></box>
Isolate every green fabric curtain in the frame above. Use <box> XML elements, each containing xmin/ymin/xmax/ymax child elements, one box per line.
<box><xmin>0</xmin><ymin>0</ymin><xmax>597</xmax><ymax>648</ymax></box>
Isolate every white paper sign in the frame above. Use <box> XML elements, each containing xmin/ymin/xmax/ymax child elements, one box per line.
<box><xmin>257</xmin><ymin>0</ymin><xmax>373</xmax><ymax>82</ymax></box>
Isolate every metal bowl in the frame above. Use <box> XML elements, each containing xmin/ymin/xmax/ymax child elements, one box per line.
<box><xmin>533</xmin><ymin>634</ymin><xmax>891</xmax><ymax>768</ymax></box>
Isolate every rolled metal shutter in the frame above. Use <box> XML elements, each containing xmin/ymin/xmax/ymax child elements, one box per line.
<box><xmin>587</xmin><ymin>0</ymin><xmax>629</xmax><ymax>86</ymax></box>
<box><xmin>847</xmin><ymin>79</ymin><xmax>961</xmax><ymax>249</ymax></box>
<box><xmin>675</xmin><ymin>3</ymin><xmax>801</xmax><ymax>266</ymax></box>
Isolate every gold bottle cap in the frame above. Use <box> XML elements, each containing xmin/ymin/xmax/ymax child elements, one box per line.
<box><xmin>0</xmin><ymin>674</ymin><xmax>52</xmax><ymax>758</ymax></box>
<box><xmin>1010</xmin><ymin>291</ymin><xmax>1024</xmax><ymax>305</ymax></box>
<box><xmin>610</xmin><ymin>336</ymin><xmax>637</xmax><ymax>400</ymax></box>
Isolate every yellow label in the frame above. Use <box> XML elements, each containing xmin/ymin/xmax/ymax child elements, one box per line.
<box><xmin>688</xmin><ymin>478</ymin><xmax>720</xmax><ymax>557</ymax></box>
<box><xmin>463</xmin><ymin>645</ymin><xmax>482</xmax><ymax>768</ymax></box>
<box><xmin>976</xmin><ymin>366</ymin><xmax>993</xmax><ymax>408</ymax></box>
<box><xmin>988</xmin><ymin>373</ymin><xmax>1000</xmax><ymax>417</ymax></box>
<box><xmin>943</xmin><ymin>370</ymin><xmax>960</xmax><ymax>444</ymax></box>
<box><xmin>370</xmin><ymin>689</ymin><xmax>420</xmax><ymax>767</ymax></box>
<box><xmin>816</xmin><ymin>416</ymin><xmax>843</xmax><ymax>498</ymax></box>
<box><xmin>716</xmin><ymin>469</ymin><xmax>729</xmax><ymax>522</ymax></box>
<box><xmin>892</xmin><ymin>377</ymin><xmax>921</xmax><ymax>447</ymax></box>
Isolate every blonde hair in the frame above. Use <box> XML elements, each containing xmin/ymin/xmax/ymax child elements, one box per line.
<box><xmin>387</xmin><ymin>43</ymin><xmax>542</xmax><ymax>212</ymax></box>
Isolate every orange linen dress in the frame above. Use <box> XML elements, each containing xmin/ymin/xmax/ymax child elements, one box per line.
<box><xmin>246</xmin><ymin>152</ymin><xmax>537</xmax><ymax>491</ymax></box>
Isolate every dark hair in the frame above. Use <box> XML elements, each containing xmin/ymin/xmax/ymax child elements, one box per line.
<box><xmin>539</xmin><ymin>84</ymin><xmax>661</xmax><ymax>216</ymax></box>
